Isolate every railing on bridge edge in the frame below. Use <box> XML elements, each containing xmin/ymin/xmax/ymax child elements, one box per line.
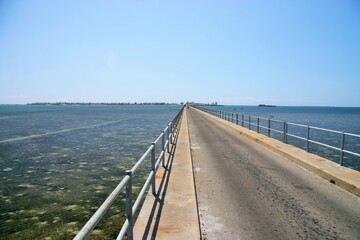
<box><xmin>194</xmin><ymin>106</ymin><xmax>360</xmax><ymax>167</ymax></box>
<box><xmin>74</xmin><ymin>106</ymin><xmax>184</xmax><ymax>240</ymax></box>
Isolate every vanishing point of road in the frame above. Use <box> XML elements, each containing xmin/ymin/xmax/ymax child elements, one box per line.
<box><xmin>187</xmin><ymin>107</ymin><xmax>360</xmax><ymax>240</ymax></box>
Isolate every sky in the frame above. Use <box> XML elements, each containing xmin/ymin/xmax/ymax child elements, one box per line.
<box><xmin>0</xmin><ymin>0</ymin><xmax>359</xmax><ymax>106</ymax></box>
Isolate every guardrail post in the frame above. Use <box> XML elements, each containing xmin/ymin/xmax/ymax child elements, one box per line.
<box><xmin>242</xmin><ymin>114</ymin><xmax>244</xmax><ymax>127</ymax></box>
<box><xmin>340</xmin><ymin>131</ymin><xmax>345</xmax><ymax>166</ymax></box>
<box><xmin>306</xmin><ymin>126</ymin><xmax>310</xmax><ymax>152</ymax></box>
<box><xmin>283</xmin><ymin>122</ymin><xmax>288</xmax><ymax>143</ymax></box>
<box><xmin>170</xmin><ymin>122</ymin><xmax>173</xmax><ymax>144</ymax></box>
<box><xmin>248</xmin><ymin>116</ymin><xmax>251</xmax><ymax>130</ymax></box>
<box><xmin>268</xmin><ymin>119</ymin><xmax>271</xmax><ymax>137</ymax></box>
<box><xmin>257</xmin><ymin>117</ymin><xmax>260</xmax><ymax>133</ymax></box>
<box><xmin>125</xmin><ymin>170</ymin><xmax>133</xmax><ymax>240</ymax></box>
<box><xmin>236</xmin><ymin>114</ymin><xmax>238</xmax><ymax>125</ymax></box>
<box><xmin>167</xmin><ymin>124</ymin><xmax>170</xmax><ymax>153</ymax></box>
<box><xmin>151</xmin><ymin>142</ymin><xmax>156</xmax><ymax>195</ymax></box>
<box><xmin>162</xmin><ymin>131</ymin><xmax>165</xmax><ymax>168</ymax></box>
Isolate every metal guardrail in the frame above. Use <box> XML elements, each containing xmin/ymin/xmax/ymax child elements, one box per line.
<box><xmin>74</xmin><ymin>106</ymin><xmax>184</xmax><ymax>240</ymax></box>
<box><xmin>195</xmin><ymin>106</ymin><xmax>360</xmax><ymax>167</ymax></box>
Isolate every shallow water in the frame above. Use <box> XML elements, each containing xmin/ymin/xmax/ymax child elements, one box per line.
<box><xmin>0</xmin><ymin>105</ymin><xmax>181</xmax><ymax>239</ymax></box>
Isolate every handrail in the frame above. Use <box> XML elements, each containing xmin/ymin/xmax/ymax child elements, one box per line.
<box><xmin>74</xmin><ymin>106</ymin><xmax>184</xmax><ymax>240</ymax></box>
<box><xmin>307</xmin><ymin>125</ymin><xmax>342</xmax><ymax>134</ymax></box>
<box><xmin>73</xmin><ymin>175</ymin><xmax>130</xmax><ymax>239</ymax></box>
<box><xmin>131</xmin><ymin>145</ymin><xmax>154</xmax><ymax>173</ymax></box>
<box><xmin>195</xmin><ymin>106</ymin><xmax>359</xmax><ymax>168</ymax></box>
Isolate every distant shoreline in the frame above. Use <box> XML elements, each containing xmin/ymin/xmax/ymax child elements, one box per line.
<box><xmin>26</xmin><ymin>102</ymin><xmax>224</xmax><ymax>106</ymax></box>
<box><xmin>26</xmin><ymin>102</ymin><xmax>181</xmax><ymax>106</ymax></box>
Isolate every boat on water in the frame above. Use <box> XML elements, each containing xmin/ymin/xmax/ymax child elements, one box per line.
<box><xmin>258</xmin><ymin>104</ymin><xmax>277</xmax><ymax>107</ymax></box>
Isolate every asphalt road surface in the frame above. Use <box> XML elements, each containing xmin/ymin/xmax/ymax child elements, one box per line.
<box><xmin>187</xmin><ymin>108</ymin><xmax>360</xmax><ymax>240</ymax></box>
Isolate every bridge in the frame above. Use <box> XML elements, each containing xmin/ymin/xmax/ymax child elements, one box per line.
<box><xmin>75</xmin><ymin>106</ymin><xmax>360</xmax><ymax>239</ymax></box>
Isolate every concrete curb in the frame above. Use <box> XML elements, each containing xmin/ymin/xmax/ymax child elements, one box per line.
<box><xmin>133</xmin><ymin>108</ymin><xmax>201</xmax><ymax>239</ymax></box>
<box><xmin>192</xmin><ymin>107</ymin><xmax>360</xmax><ymax>197</ymax></box>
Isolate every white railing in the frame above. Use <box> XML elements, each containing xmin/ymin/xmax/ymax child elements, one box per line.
<box><xmin>74</xmin><ymin>106</ymin><xmax>184</xmax><ymax>240</ymax></box>
<box><xmin>197</xmin><ymin>106</ymin><xmax>360</xmax><ymax>167</ymax></box>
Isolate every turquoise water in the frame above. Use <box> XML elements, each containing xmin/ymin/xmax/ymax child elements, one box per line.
<box><xmin>204</xmin><ymin>105</ymin><xmax>360</xmax><ymax>170</ymax></box>
<box><xmin>0</xmin><ymin>105</ymin><xmax>181</xmax><ymax>239</ymax></box>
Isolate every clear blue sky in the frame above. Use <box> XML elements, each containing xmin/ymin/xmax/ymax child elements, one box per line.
<box><xmin>1</xmin><ymin>0</ymin><xmax>359</xmax><ymax>106</ymax></box>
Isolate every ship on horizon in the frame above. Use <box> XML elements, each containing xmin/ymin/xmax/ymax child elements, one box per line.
<box><xmin>258</xmin><ymin>104</ymin><xmax>277</xmax><ymax>107</ymax></box>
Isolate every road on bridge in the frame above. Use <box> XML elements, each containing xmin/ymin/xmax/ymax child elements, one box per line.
<box><xmin>187</xmin><ymin>107</ymin><xmax>360</xmax><ymax>240</ymax></box>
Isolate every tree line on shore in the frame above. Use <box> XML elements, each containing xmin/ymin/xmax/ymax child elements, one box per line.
<box><xmin>27</xmin><ymin>101</ymin><xmax>221</xmax><ymax>106</ymax></box>
<box><xmin>27</xmin><ymin>102</ymin><xmax>180</xmax><ymax>106</ymax></box>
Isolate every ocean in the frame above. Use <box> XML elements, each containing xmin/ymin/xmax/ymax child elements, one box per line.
<box><xmin>0</xmin><ymin>105</ymin><xmax>181</xmax><ymax>240</ymax></box>
<box><xmin>0</xmin><ymin>104</ymin><xmax>359</xmax><ymax>239</ymax></box>
<box><xmin>204</xmin><ymin>105</ymin><xmax>360</xmax><ymax>171</ymax></box>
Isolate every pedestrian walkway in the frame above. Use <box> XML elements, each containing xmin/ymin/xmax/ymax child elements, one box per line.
<box><xmin>133</xmin><ymin>108</ymin><xmax>200</xmax><ymax>240</ymax></box>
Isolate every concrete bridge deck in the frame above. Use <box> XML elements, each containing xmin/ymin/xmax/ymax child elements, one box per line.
<box><xmin>134</xmin><ymin>107</ymin><xmax>360</xmax><ymax>239</ymax></box>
